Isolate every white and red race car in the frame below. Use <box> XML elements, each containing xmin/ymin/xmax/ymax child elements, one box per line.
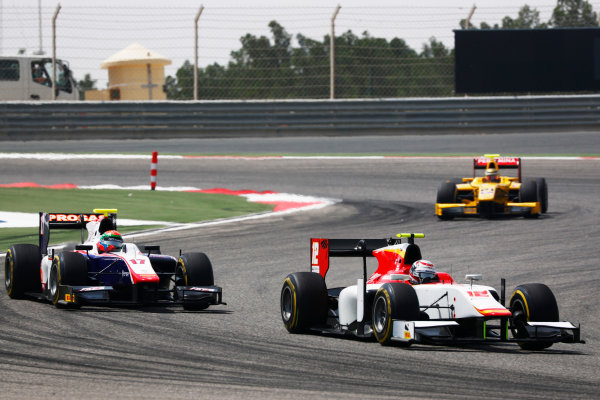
<box><xmin>281</xmin><ymin>234</ymin><xmax>582</xmax><ymax>350</ymax></box>
<box><xmin>5</xmin><ymin>209</ymin><xmax>224</xmax><ymax>309</ymax></box>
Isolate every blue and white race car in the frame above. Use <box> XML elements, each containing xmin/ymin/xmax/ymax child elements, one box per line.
<box><xmin>5</xmin><ymin>209</ymin><xmax>224</xmax><ymax>309</ymax></box>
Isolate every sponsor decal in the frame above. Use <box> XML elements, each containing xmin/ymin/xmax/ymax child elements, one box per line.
<box><xmin>78</xmin><ymin>287</ymin><xmax>109</xmax><ymax>292</ymax></box>
<box><xmin>480</xmin><ymin>187</ymin><xmax>495</xmax><ymax>195</ymax></box>
<box><xmin>137</xmin><ymin>274</ymin><xmax>158</xmax><ymax>279</ymax></box>
<box><xmin>403</xmin><ymin>323</ymin><xmax>412</xmax><ymax>339</ymax></box>
<box><xmin>49</xmin><ymin>213</ymin><xmax>105</xmax><ymax>223</ymax></box>
<box><xmin>65</xmin><ymin>294</ymin><xmax>72</xmax><ymax>302</ymax></box>
<box><xmin>189</xmin><ymin>287</ymin><xmax>217</xmax><ymax>292</ymax></box>
<box><xmin>475</xmin><ymin>307</ymin><xmax>512</xmax><ymax>317</ymax></box>
<box><xmin>475</xmin><ymin>157</ymin><xmax>518</xmax><ymax>166</ymax></box>
<box><xmin>467</xmin><ymin>290</ymin><xmax>490</xmax><ymax>297</ymax></box>
<box><xmin>311</xmin><ymin>241</ymin><xmax>320</xmax><ymax>269</ymax></box>
<box><xmin>311</xmin><ymin>238</ymin><xmax>329</xmax><ymax>277</ymax></box>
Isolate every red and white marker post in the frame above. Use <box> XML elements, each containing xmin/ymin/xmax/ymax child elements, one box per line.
<box><xmin>150</xmin><ymin>151</ymin><xmax>158</xmax><ymax>190</ymax></box>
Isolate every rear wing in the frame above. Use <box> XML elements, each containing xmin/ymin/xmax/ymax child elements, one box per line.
<box><xmin>39</xmin><ymin>209</ymin><xmax>117</xmax><ymax>255</ymax></box>
<box><xmin>311</xmin><ymin>234</ymin><xmax>423</xmax><ymax>279</ymax></box>
<box><xmin>473</xmin><ymin>154</ymin><xmax>521</xmax><ymax>181</ymax></box>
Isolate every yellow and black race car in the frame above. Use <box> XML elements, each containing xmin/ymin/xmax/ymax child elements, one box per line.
<box><xmin>435</xmin><ymin>154</ymin><xmax>548</xmax><ymax>219</ymax></box>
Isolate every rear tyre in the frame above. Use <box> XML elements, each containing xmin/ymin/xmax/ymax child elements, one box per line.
<box><xmin>519</xmin><ymin>179</ymin><xmax>539</xmax><ymax>218</ymax></box>
<box><xmin>176</xmin><ymin>252</ymin><xmax>214</xmax><ymax>310</ymax></box>
<box><xmin>436</xmin><ymin>180</ymin><xmax>457</xmax><ymax>220</ymax></box>
<box><xmin>281</xmin><ymin>272</ymin><xmax>328</xmax><ymax>333</ymax></box>
<box><xmin>372</xmin><ymin>283</ymin><xmax>420</xmax><ymax>346</ymax></box>
<box><xmin>49</xmin><ymin>252</ymin><xmax>88</xmax><ymax>307</ymax></box>
<box><xmin>509</xmin><ymin>283</ymin><xmax>559</xmax><ymax>350</ymax></box>
<box><xmin>5</xmin><ymin>244</ymin><xmax>41</xmax><ymax>298</ymax></box>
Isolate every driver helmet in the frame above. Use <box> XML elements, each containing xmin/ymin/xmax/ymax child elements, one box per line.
<box><xmin>485</xmin><ymin>161</ymin><xmax>500</xmax><ymax>181</ymax></box>
<box><xmin>409</xmin><ymin>260</ymin><xmax>436</xmax><ymax>284</ymax></box>
<box><xmin>98</xmin><ymin>230</ymin><xmax>123</xmax><ymax>253</ymax></box>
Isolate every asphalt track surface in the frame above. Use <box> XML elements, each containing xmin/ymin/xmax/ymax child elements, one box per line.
<box><xmin>1</xmin><ymin>134</ymin><xmax>599</xmax><ymax>399</ymax></box>
<box><xmin>3</xmin><ymin>130</ymin><xmax>600</xmax><ymax>155</ymax></box>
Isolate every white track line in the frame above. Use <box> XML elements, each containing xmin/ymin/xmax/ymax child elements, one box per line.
<box><xmin>0</xmin><ymin>153</ymin><xmax>597</xmax><ymax>161</ymax></box>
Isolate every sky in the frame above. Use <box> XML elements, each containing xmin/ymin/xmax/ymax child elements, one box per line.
<box><xmin>0</xmin><ymin>0</ymin><xmax>593</xmax><ymax>88</ymax></box>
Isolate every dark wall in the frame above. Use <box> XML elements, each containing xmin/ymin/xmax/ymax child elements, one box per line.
<box><xmin>455</xmin><ymin>28</ymin><xmax>600</xmax><ymax>93</ymax></box>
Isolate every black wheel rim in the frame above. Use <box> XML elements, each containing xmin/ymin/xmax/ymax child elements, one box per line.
<box><xmin>373</xmin><ymin>295</ymin><xmax>389</xmax><ymax>334</ymax></box>
<box><xmin>511</xmin><ymin>299</ymin><xmax>529</xmax><ymax>338</ymax></box>
<box><xmin>5</xmin><ymin>256</ymin><xmax>12</xmax><ymax>290</ymax></box>
<box><xmin>49</xmin><ymin>264</ymin><xmax>58</xmax><ymax>299</ymax></box>
<box><xmin>175</xmin><ymin>265</ymin><xmax>185</xmax><ymax>287</ymax></box>
<box><xmin>281</xmin><ymin>285</ymin><xmax>293</xmax><ymax>323</ymax></box>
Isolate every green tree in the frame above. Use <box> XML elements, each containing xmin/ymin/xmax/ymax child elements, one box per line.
<box><xmin>77</xmin><ymin>73</ymin><xmax>96</xmax><ymax>100</ymax></box>
<box><xmin>166</xmin><ymin>60</ymin><xmax>193</xmax><ymax>100</ymax></box>
<box><xmin>550</xmin><ymin>0</ymin><xmax>598</xmax><ymax>27</ymax></box>
<box><xmin>166</xmin><ymin>20</ymin><xmax>454</xmax><ymax>99</ymax></box>
<box><xmin>228</xmin><ymin>20</ymin><xmax>295</xmax><ymax>98</ymax></box>
<box><xmin>421</xmin><ymin>37</ymin><xmax>450</xmax><ymax>58</ymax></box>
<box><xmin>460</xmin><ymin>1</ymin><xmax>597</xmax><ymax>29</ymax></box>
<box><xmin>292</xmin><ymin>33</ymin><xmax>329</xmax><ymax>98</ymax></box>
<box><xmin>460</xmin><ymin>5</ymin><xmax>547</xmax><ymax>29</ymax></box>
<box><xmin>502</xmin><ymin>5</ymin><xmax>548</xmax><ymax>28</ymax></box>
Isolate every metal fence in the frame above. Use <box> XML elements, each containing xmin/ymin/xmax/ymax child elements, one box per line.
<box><xmin>4</xmin><ymin>3</ymin><xmax>596</xmax><ymax>100</ymax></box>
<box><xmin>1</xmin><ymin>95</ymin><xmax>599</xmax><ymax>140</ymax></box>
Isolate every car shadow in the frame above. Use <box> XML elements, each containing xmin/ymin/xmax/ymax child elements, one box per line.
<box><xmin>61</xmin><ymin>305</ymin><xmax>232</xmax><ymax>314</ymax></box>
<box><xmin>308</xmin><ymin>330</ymin><xmax>586</xmax><ymax>355</ymax></box>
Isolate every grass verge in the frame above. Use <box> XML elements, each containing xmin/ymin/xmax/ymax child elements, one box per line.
<box><xmin>0</xmin><ymin>187</ymin><xmax>273</xmax><ymax>250</ymax></box>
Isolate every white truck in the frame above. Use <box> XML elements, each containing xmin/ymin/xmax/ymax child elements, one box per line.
<box><xmin>0</xmin><ymin>55</ymin><xmax>78</xmax><ymax>100</ymax></box>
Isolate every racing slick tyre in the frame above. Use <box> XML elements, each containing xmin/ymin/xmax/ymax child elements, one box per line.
<box><xmin>509</xmin><ymin>283</ymin><xmax>559</xmax><ymax>350</ymax></box>
<box><xmin>519</xmin><ymin>179</ymin><xmax>540</xmax><ymax>218</ymax></box>
<box><xmin>535</xmin><ymin>177</ymin><xmax>548</xmax><ymax>213</ymax></box>
<box><xmin>436</xmin><ymin>180</ymin><xmax>458</xmax><ymax>220</ymax></box>
<box><xmin>5</xmin><ymin>244</ymin><xmax>41</xmax><ymax>299</ymax></box>
<box><xmin>49</xmin><ymin>252</ymin><xmax>88</xmax><ymax>307</ymax></box>
<box><xmin>176</xmin><ymin>252</ymin><xmax>214</xmax><ymax>310</ymax></box>
<box><xmin>372</xmin><ymin>283</ymin><xmax>420</xmax><ymax>346</ymax></box>
<box><xmin>281</xmin><ymin>272</ymin><xmax>327</xmax><ymax>333</ymax></box>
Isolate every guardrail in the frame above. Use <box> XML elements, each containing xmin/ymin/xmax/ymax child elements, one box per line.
<box><xmin>1</xmin><ymin>95</ymin><xmax>599</xmax><ymax>140</ymax></box>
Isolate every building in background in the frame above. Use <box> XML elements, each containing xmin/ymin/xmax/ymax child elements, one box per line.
<box><xmin>85</xmin><ymin>43</ymin><xmax>171</xmax><ymax>100</ymax></box>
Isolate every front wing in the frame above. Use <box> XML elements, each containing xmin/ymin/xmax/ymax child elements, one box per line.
<box><xmin>435</xmin><ymin>201</ymin><xmax>541</xmax><ymax>217</ymax></box>
<box><xmin>392</xmin><ymin>319</ymin><xmax>583</xmax><ymax>346</ymax></box>
<box><xmin>56</xmin><ymin>284</ymin><xmax>224</xmax><ymax>307</ymax></box>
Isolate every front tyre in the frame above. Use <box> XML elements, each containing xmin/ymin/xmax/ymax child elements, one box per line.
<box><xmin>436</xmin><ymin>180</ymin><xmax>458</xmax><ymax>220</ymax></box>
<box><xmin>520</xmin><ymin>179</ymin><xmax>540</xmax><ymax>218</ymax></box>
<box><xmin>535</xmin><ymin>177</ymin><xmax>548</xmax><ymax>213</ymax></box>
<box><xmin>372</xmin><ymin>283</ymin><xmax>420</xmax><ymax>346</ymax></box>
<box><xmin>436</xmin><ymin>180</ymin><xmax>457</xmax><ymax>203</ymax></box>
<box><xmin>48</xmin><ymin>252</ymin><xmax>88</xmax><ymax>307</ymax></box>
<box><xmin>280</xmin><ymin>272</ymin><xmax>327</xmax><ymax>333</ymax></box>
<box><xmin>509</xmin><ymin>283</ymin><xmax>559</xmax><ymax>350</ymax></box>
<box><xmin>5</xmin><ymin>244</ymin><xmax>41</xmax><ymax>298</ymax></box>
<box><xmin>176</xmin><ymin>252</ymin><xmax>214</xmax><ymax>310</ymax></box>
